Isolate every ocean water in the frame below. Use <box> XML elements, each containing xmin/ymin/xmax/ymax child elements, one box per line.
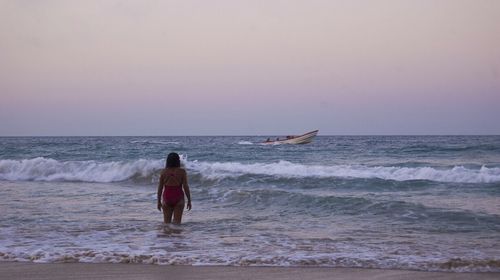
<box><xmin>0</xmin><ymin>135</ymin><xmax>499</xmax><ymax>272</ymax></box>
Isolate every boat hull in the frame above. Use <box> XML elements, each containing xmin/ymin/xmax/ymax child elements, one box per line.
<box><xmin>263</xmin><ymin>130</ymin><xmax>319</xmax><ymax>145</ymax></box>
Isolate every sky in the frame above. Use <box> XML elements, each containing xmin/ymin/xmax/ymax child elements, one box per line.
<box><xmin>1</xmin><ymin>0</ymin><xmax>499</xmax><ymax>136</ymax></box>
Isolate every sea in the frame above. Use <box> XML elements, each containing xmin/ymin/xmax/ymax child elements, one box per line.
<box><xmin>0</xmin><ymin>135</ymin><xmax>499</xmax><ymax>272</ymax></box>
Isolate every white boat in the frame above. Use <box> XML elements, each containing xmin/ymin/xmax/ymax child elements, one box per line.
<box><xmin>263</xmin><ymin>130</ymin><xmax>319</xmax><ymax>145</ymax></box>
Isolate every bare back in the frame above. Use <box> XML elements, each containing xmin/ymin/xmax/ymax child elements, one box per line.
<box><xmin>162</xmin><ymin>168</ymin><xmax>184</xmax><ymax>187</ymax></box>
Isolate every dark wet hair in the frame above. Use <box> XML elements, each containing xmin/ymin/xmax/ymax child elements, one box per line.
<box><xmin>166</xmin><ymin>152</ymin><xmax>181</xmax><ymax>168</ymax></box>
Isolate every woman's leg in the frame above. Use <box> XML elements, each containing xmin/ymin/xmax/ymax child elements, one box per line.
<box><xmin>172</xmin><ymin>199</ymin><xmax>185</xmax><ymax>224</ymax></box>
<box><xmin>162</xmin><ymin>204</ymin><xmax>174</xmax><ymax>224</ymax></box>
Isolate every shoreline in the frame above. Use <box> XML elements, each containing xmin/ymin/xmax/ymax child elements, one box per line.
<box><xmin>0</xmin><ymin>262</ymin><xmax>499</xmax><ymax>280</ymax></box>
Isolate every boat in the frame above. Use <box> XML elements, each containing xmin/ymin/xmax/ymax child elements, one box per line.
<box><xmin>263</xmin><ymin>130</ymin><xmax>319</xmax><ymax>145</ymax></box>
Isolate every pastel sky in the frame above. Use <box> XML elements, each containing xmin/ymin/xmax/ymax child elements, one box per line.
<box><xmin>1</xmin><ymin>0</ymin><xmax>499</xmax><ymax>136</ymax></box>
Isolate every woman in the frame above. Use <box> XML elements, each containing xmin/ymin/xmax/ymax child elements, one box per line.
<box><xmin>157</xmin><ymin>153</ymin><xmax>192</xmax><ymax>224</ymax></box>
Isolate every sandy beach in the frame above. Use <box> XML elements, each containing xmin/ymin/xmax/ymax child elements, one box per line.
<box><xmin>0</xmin><ymin>262</ymin><xmax>498</xmax><ymax>280</ymax></box>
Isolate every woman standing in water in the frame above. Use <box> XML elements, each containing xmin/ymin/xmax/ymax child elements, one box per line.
<box><xmin>157</xmin><ymin>153</ymin><xmax>192</xmax><ymax>224</ymax></box>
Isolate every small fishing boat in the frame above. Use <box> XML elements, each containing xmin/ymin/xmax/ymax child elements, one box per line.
<box><xmin>263</xmin><ymin>130</ymin><xmax>319</xmax><ymax>145</ymax></box>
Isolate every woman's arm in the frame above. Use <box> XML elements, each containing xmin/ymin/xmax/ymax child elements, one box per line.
<box><xmin>157</xmin><ymin>172</ymin><xmax>164</xmax><ymax>211</ymax></box>
<box><xmin>182</xmin><ymin>169</ymin><xmax>192</xmax><ymax>210</ymax></box>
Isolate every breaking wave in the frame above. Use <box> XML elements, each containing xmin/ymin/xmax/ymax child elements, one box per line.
<box><xmin>0</xmin><ymin>250</ymin><xmax>499</xmax><ymax>272</ymax></box>
<box><xmin>186</xmin><ymin>160</ymin><xmax>500</xmax><ymax>183</ymax></box>
<box><xmin>0</xmin><ymin>158</ymin><xmax>499</xmax><ymax>183</ymax></box>
<box><xmin>0</xmin><ymin>157</ymin><xmax>163</xmax><ymax>183</ymax></box>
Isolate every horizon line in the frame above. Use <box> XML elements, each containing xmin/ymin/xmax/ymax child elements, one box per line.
<box><xmin>1</xmin><ymin>134</ymin><xmax>499</xmax><ymax>137</ymax></box>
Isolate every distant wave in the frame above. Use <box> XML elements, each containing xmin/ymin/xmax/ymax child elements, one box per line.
<box><xmin>1</xmin><ymin>158</ymin><xmax>499</xmax><ymax>183</ymax></box>
<box><xmin>130</xmin><ymin>140</ymin><xmax>180</xmax><ymax>145</ymax></box>
<box><xmin>401</xmin><ymin>143</ymin><xmax>500</xmax><ymax>153</ymax></box>
<box><xmin>237</xmin><ymin>141</ymin><xmax>253</xmax><ymax>145</ymax></box>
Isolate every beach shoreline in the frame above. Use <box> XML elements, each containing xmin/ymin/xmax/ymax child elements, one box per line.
<box><xmin>0</xmin><ymin>262</ymin><xmax>499</xmax><ymax>280</ymax></box>
<box><xmin>1</xmin><ymin>136</ymin><xmax>499</xmax><ymax>276</ymax></box>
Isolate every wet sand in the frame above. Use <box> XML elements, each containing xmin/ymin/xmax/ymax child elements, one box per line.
<box><xmin>0</xmin><ymin>262</ymin><xmax>498</xmax><ymax>280</ymax></box>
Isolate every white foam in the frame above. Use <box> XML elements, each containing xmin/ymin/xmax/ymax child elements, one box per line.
<box><xmin>1</xmin><ymin>158</ymin><xmax>499</xmax><ymax>183</ymax></box>
<box><xmin>185</xmin><ymin>160</ymin><xmax>500</xmax><ymax>183</ymax></box>
<box><xmin>0</xmin><ymin>157</ymin><xmax>163</xmax><ymax>183</ymax></box>
<box><xmin>237</xmin><ymin>141</ymin><xmax>253</xmax><ymax>145</ymax></box>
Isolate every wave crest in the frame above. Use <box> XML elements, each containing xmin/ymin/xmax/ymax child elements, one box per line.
<box><xmin>1</xmin><ymin>158</ymin><xmax>499</xmax><ymax>183</ymax></box>
<box><xmin>186</xmin><ymin>160</ymin><xmax>500</xmax><ymax>184</ymax></box>
<box><xmin>0</xmin><ymin>157</ymin><xmax>163</xmax><ymax>183</ymax></box>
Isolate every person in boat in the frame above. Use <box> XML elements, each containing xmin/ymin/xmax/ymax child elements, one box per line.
<box><xmin>157</xmin><ymin>152</ymin><xmax>192</xmax><ymax>224</ymax></box>
<box><xmin>266</xmin><ymin>138</ymin><xmax>271</xmax><ymax>142</ymax></box>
